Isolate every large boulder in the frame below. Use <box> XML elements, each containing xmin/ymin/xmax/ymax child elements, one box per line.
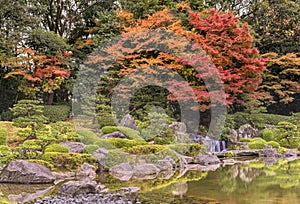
<box><xmin>133</xmin><ymin>164</ymin><xmax>160</xmax><ymax>179</ymax></box>
<box><xmin>76</xmin><ymin>162</ymin><xmax>97</xmax><ymax>180</ymax></box>
<box><xmin>118</xmin><ymin>114</ymin><xmax>138</xmax><ymax>131</ymax></box>
<box><xmin>237</xmin><ymin>124</ymin><xmax>259</xmax><ymax>140</ymax></box>
<box><xmin>229</xmin><ymin>129</ymin><xmax>238</xmax><ymax>143</ymax></box>
<box><xmin>109</xmin><ymin>163</ymin><xmax>133</xmax><ymax>181</ymax></box>
<box><xmin>60</xmin><ymin>142</ymin><xmax>85</xmax><ymax>153</ymax></box>
<box><xmin>57</xmin><ymin>180</ymin><xmax>99</xmax><ymax>196</ymax></box>
<box><xmin>101</xmin><ymin>131</ymin><xmax>126</xmax><ymax>139</ymax></box>
<box><xmin>155</xmin><ymin>159</ymin><xmax>173</xmax><ymax>171</ymax></box>
<box><xmin>195</xmin><ymin>154</ymin><xmax>220</xmax><ymax>165</ymax></box>
<box><xmin>0</xmin><ymin>160</ymin><xmax>55</xmax><ymax>184</ymax></box>
<box><xmin>258</xmin><ymin>145</ymin><xmax>281</xmax><ymax>158</ymax></box>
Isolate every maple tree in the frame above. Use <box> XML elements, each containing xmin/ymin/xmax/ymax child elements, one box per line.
<box><xmin>5</xmin><ymin>48</ymin><xmax>71</xmax><ymax>104</ymax></box>
<box><xmin>89</xmin><ymin>4</ymin><xmax>266</xmax><ymax>117</ymax></box>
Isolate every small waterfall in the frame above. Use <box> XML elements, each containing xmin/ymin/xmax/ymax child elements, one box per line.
<box><xmin>215</xmin><ymin>141</ymin><xmax>221</xmax><ymax>152</ymax></box>
<box><xmin>221</xmin><ymin>140</ymin><xmax>226</xmax><ymax>151</ymax></box>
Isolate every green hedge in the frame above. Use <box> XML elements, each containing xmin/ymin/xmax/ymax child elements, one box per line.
<box><xmin>0</xmin><ymin>127</ymin><xmax>7</xmax><ymax>145</ymax></box>
<box><xmin>101</xmin><ymin>126</ymin><xmax>143</xmax><ymax>140</ymax></box>
<box><xmin>248</xmin><ymin>138</ymin><xmax>267</xmax><ymax>149</ymax></box>
<box><xmin>43</xmin><ymin>105</ymin><xmax>71</xmax><ymax>123</ymax></box>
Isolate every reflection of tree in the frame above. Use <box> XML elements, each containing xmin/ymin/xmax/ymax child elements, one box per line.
<box><xmin>219</xmin><ymin>167</ymin><xmax>238</xmax><ymax>193</ymax></box>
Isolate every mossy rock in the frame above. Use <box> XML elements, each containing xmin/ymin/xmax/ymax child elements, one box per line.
<box><xmin>103</xmin><ymin>149</ymin><xmax>131</xmax><ymax>168</ymax></box>
<box><xmin>27</xmin><ymin>159</ymin><xmax>55</xmax><ymax>171</ymax></box>
<box><xmin>77</xmin><ymin>129</ymin><xmax>100</xmax><ymax>145</ymax></box>
<box><xmin>101</xmin><ymin>126</ymin><xmax>143</xmax><ymax>140</ymax></box>
<box><xmin>168</xmin><ymin>143</ymin><xmax>205</xmax><ymax>157</ymax></box>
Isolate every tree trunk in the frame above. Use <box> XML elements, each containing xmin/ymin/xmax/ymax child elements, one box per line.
<box><xmin>46</xmin><ymin>92</ymin><xmax>54</xmax><ymax>105</ymax></box>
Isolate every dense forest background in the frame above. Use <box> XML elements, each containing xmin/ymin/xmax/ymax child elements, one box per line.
<box><xmin>0</xmin><ymin>0</ymin><xmax>299</xmax><ymax>123</ymax></box>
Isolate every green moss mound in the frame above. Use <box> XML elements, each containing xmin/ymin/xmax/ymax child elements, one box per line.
<box><xmin>45</xmin><ymin>143</ymin><xmax>69</xmax><ymax>153</ymax></box>
<box><xmin>101</xmin><ymin>126</ymin><xmax>143</xmax><ymax>140</ymax></box>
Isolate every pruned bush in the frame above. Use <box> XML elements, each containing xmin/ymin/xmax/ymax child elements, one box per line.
<box><xmin>0</xmin><ymin>127</ymin><xmax>7</xmax><ymax>145</ymax></box>
<box><xmin>239</xmin><ymin>138</ymin><xmax>251</xmax><ymax>142</ymax></box>
<box><xmin>77</xmin><ymin>129</ymin><xmax>99</xmax><ymax>145</ymax></box>
<box><xmin>168</xmin><ymin>143</ymin><xmax>205</xmax><ymax>156</ymax></box>
<box><xmin>45</xmin><ymin>143</ymin><xmax>69</xmax><ymax>153</ymax></box>
<box><xmin>94</xmin><ymin>139</ymin><xmax>115</xmax><ymax>150</ymax></box>
<box><xmin>125</xmin><ymin>144</ymin><xmax>167</xmax><ymax>155</ymax></box>
<box><xmin>266</xmin><ymin>141</ymin><xmax>280</xmax><ymax>149</ymax></box>
<box><xmin>83</xmin><ymin>145</ymin><xmax>100</xmax><ymax>154</ymax></box>
<box><xmin>107</xmin><ymin>138</ymin><xmax>147</xmax><ymax>149</ymax></box>
<box><xmin>248</xmin><ymin>138</ymin><xmax>267</xmax><ymax>149</ymax></box>
<box><xmin>41</xmin><ymin>152</ymin><xmax>97</xmax><ymax>170</ymax></box>
<box><xmin>104</xmin><ymin>149</ymin><xmax>131</xmax><ymax>168</ymax></box>
<box><xmin>261</xmin><ymin>128</ymin><xmax>280</xmax><ymax>141</ymax></box>
<box><xmin>27</xmin><ymin>159</ymin><xmax>55</xmax><ymax>170</ymax></box>
<box><xmin>101</xmin><ymin>126</ymin><xmax>143</xmax><ymax>140</ymax></box>
<box><xmin>43</xmin><ymin>105</ymin><xmax>71</xmax><ymax>123</ymax></box>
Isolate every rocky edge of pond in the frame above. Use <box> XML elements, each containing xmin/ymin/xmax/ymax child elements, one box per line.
<box><xmin>0</xmin><ymin>144</ymin><xmax>298</xmax><ymax>203</ymax></box>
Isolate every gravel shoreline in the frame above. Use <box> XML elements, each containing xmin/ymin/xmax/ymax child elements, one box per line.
<box><xmin>34</xmin><ymin>192</ymin><xmax>142</xmax><ymax>204</ymax></box>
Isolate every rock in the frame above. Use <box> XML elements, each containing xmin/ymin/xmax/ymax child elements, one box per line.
<box><xmin>76</xmin><ymin>162</ymin><xmax>97</xmax><ymax>180</ymax></box>
<box><xmin>109</xmin><ymin>163</ymin><xmax>133</xmax><ymax>181</ymax></box>
<box><xmin>119</xmin><ymin>187</ymin><xmax>140</xmax><ymax>193</ymax></box>
<box><xmin>57</xmin><ymin>180</ymin><xmax>98</xmax><ymax>196</ymax></box>
<box><xmin>195</xmin><ymin>154</ymin><xmax>221</xmax><ymax>165</ymax></box>
<box><xmin>133</xmin><ymin>164</ymin><xmax>160</xmax><ymax>179</ymax></box>
<box><xmin>118</xmin><ymin>114</ymin><xmax>139</xmax><ymax>130</ymax></box>
<box><xmin>163</xmin><ymin>156</ymin><xmax>177</xmax><ymax>169</ymax></box>
<box><xmin>92</xmin><ymin>148</ymin><xmax>108</xmax><ymax>162</ymax></box>
<box><xmin>282</xmin><ymin>149</ymin><xmax>297</xmax><ymax>158</ymax></box>
<box><xmin>101</xmin><ymin>131</ymin><xmax>127</xmax><ymax>139</ymax></box>
<box><xmin>0</xmin><ymin>160</ymin><xmax>55</xmax><ymax>184</ymax></box>
<box><xmin>237</xmin><ymin>124</ymin><xmax>259</xmax><ymax>140</ymax></box>
<box><xmin>258</xmin><ymin>157</ymin><xmax>279</xmax><ymax>167</ymax></box>
<box><xmin>258</xmin><ymin>145</ymin><xmax>281</xmax><ymax>158</ymax></box>
<box><xmin>155</xmin><ymin>160</ymin><xmax>173</xmax><ymax>171</ymax></box>
<box><xmin>52</xmin><ymin>172</ymin><xmax>75</xmax><ymax>180</ymax></box>
<box><xmin>169</xmin><ymin>122</ymin><xmax>189</xmax><ymax>143</ymax></box>
<box><xmin>222</xmin><ymin>159</ymin><xmax>236</xmax><ymax>165</ymax></box>
<box><xmin>229</xmin><ymin>129</ymin><xmax>238</xmax><ymax>143</ymax></box>
<box><xmin>157</xmin><ymin>168</ymin><xmax>175</xmax><ymax>179</ymax></box>
<box><xmin>60</xmin><ymin>142</ymin><xmax>86</xmax><ymax>153</ymax></box>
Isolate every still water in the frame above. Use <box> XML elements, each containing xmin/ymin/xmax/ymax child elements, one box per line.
<box><xmin>0</xmin><ymin>158</ymin><xmax>299</xmax><ymax>204</ymax></box>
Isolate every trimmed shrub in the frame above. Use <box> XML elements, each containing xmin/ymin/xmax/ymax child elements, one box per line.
<box><xmin>104</xmin><ymin>149</ymin><xmax>131</xmax><ymax>168</ymax></box>
<box><xmin>278</xmin><ymin>147</ymin><xmax>287</xmax><ymax>154</ymax></box>
<box><xmin>83</xmin><ymin>145</ymin><xmax>100</xmax><ymax>154</ymax></box>
<box><xmin>27</xmin><ymin>159</ymin><xmax>55</xmax><ymax>170</ymax></box>
<box><xmin>77</xmin><ymin>129</ymin><xmax>100</xmax><ymax>145</ymax></box>
<box><xmin>41</xmin><ymin>152</ymin><xmax>97</xmax><ymax>170</ymax></box>
<box><xmin>0</xmin><ymin>127</ymin><xmax>7</xmax><ymax>145</ymax></box>
<box><xmin>45</xmin><ymin>143</ymin><xmax>69</xmax><ymax>153</ymax></box>
<box><xmin>260</xmin><ymin>128</ymin><xmax>281</xmax><ymax>141</ymax></box>
<box><xmin>168</xmin><ymin>143</ymin><xmax>205</xmax><ymax>157</ymax></box>
<box><xmin>125</xmin><ymin>144</ymin><xmax>167</xmax><ymax>155</ymax></box>
<box><xmin>101</xmin><ymin>126</ymin><xmax>143</xmax><ymax>140</ymax></box>
<box><xmin>94</xmin><ymin>139</ymin><xmax>115</xmax><ymax>150</ymax></box>
<box><xmin>239</xmin><ymin>138</ymin><xmax>251</xmax><ymax>142</ymax></box>
<box><xmin>43</xmin><ymin>105</ymin><xmax>71</xmax><ymax>123</ymax></box>
<box><xmin>266</xmin><ymin>141</ymin><xmax>280</xmax><ymax>149</ymax></box>
<box><xmin>107</xmin><ymin>138</ymin><xmax>147</xmax><ymax>149</ymax></box>
<box><xmin>248</xmin><ymin>138</ymin><xmax>267</xmax><ymax>149</ymax></box>
<box><xmin>0</xmin><ymin>145</ymin><xmax>9</xmax><ymax>154</ymax></box>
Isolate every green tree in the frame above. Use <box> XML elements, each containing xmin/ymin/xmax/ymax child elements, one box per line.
<box><xmin>10</xmin><ymin>100</ymin><xmax>48</xmax><ymax>140</ymax></box>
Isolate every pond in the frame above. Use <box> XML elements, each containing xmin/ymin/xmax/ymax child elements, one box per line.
<box><xmin>0</xmin><ymin>158</ymin><xmax>300</xmax><ymax>204</ymax></box>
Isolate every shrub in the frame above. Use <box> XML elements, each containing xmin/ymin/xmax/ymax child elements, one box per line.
<box><xmin>153</xmin><ymin>127</ymin><xmax>176</xmax><ymax>145</ymax></box>
<box><xmin>266</xmin><ymin>141</ymin><xmax>280</xmax><ymax>149</ymax></box>
<box><xmin>0</xmin><ymin>110</ymin><xmax>14</xmax><ymax>121</ymax></box>
<box><xmin>50</xmin><ymin>121</ymin><xmax>78</xmax><ymax>142</ymax></box>
<box><xmin>278</xmin><ymin>147</ymin><xmax>287</xmax><ymax>154</ymax></box>
<box><xmin>239</xmin><ymin>138</ymin><xmax>251</xmax><ymax>142</ymax></box>
<box><xmin>83</xmin><ymin>145</ymin><xmax>100</xmax><ymax>154</ymax></box>
<box><xmin>248</xmin><ymin>138</ymin><xmax>267</xmax><ymax>149</ymax></box>
<box><xmin>0</xmin><ymin>145</ymin><xmax>9</xmax><ymax>154</ymax></box>
<box><xmin>104</xmin><ymin>149</ymin><xmax>131</xmax><ymax>168</ymax></box>
<box><xmin>260</xmin><ymin>128</ymin><xmax>281</xmax><ymax>141</ymax></box>
<box><xmin>43</xmin><ymin>105</ymin><xmax>71</xmax><ymax>123</ymax></box>
<box><xmin>107</xmin><ymin>138</ymin><xmax>147</xmax><ymax>149</ymax></box>
<box><xmin>94</xmin><ymin>139</ymin><xmax>115</xmax><ymax>150</ymax></box>
<box><xmin>27</xmin><ymin>159</ymin><xmax>55</xmax><ymax>170</ymax></box>
<box><xmin>77</xmin><ymin>129</ymin><xmax>100</xmax><ymax>145</ymax></box>
<box><xmin>168</xmin><ymin>143</ymin><xmax>205</xmax><ymax>156</ymax></box>
<box><xmin>41</xmin><ymin>152</ymin><xmax>97</xmax><ymax>170</ymax></box>
<box><xmin>45</xmin><ymin>143</ymin><xmax>69</xmax><ymax>153</ymax></box>
<box><xmin>101</xmin><ymin>126</ymin><xmax>143</xmax><ymax>140</ymax></box>
<box><xmin>0</xmin><ymin>127</ymin><xmax>7</xmax><ymax>145</ymax></box>
<box><xmin>125</xmin><ymin>144</ymin><xmax>167</xmax><ymax>155</ymax></box>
